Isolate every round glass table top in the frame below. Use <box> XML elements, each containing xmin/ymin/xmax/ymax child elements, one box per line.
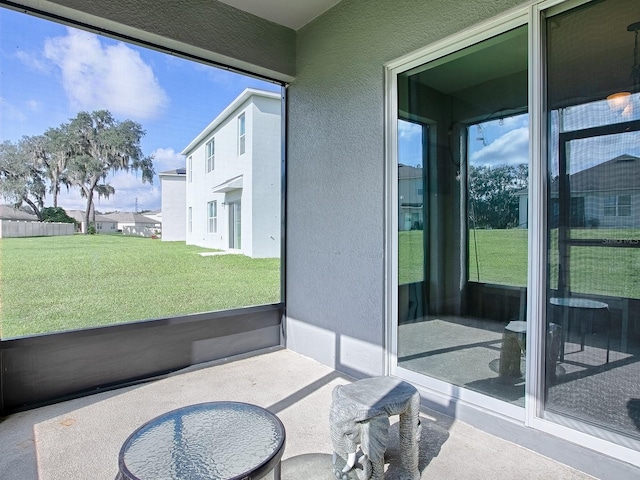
<box><xmin>549</xmin><ymin>297</ymin><xmax>608</xmax><ymax>309</ymax></box>
<box><xmin>118</xmin><ymin>402</ymin><xmax>286</xmax><ymax>480</ymax></box>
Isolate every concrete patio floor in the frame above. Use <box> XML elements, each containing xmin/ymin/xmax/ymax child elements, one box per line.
<box><xmin>0</xmin><ymin>348</ymin><xmax>596</xmax><ymax>480</ymax></box>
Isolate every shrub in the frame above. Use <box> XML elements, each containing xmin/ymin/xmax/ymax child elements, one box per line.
<box><xmin>87</xmin><ymin>224</ymin><xmax>97</xmax><ymax>235</ymax></box>
<box><xmin>41</xmin><ymin>207</ymin><xmax>77</xmax><ymax>225</ymax></box>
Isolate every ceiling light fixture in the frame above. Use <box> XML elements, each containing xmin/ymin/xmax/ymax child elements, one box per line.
<box><xmin>606</xmin><ymin>21</ymin><xmax>640</xmax><ymax>114</ymax></box>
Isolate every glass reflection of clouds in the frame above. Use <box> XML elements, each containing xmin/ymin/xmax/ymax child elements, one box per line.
<box><xmin>468</xmin><ymin>113</ymin><xmax>529</xmax><ymax>168</ymax></box>
<box><xmin>398</xmin><ymin>119</ymin><xmax>424</xmax><ymax>168</ymax></box>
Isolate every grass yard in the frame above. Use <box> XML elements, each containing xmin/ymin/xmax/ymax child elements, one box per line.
<box><xmin>468</xmin><ymin>228</ymin><xmax>528</xmax><ymax>287</ymax></box>
<box><xmin>400</xmin><ymin>228</ymin><xmax>640</xmax><ymax>299</ymax></box>
<box><xmin>0</xmin><ymin>235</ymin><xmax>280</xmax><ymax>338</ymax></box>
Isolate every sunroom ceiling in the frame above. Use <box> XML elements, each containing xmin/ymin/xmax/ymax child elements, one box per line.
<box><xmin>217</xmin><ymin>0</ymin><xmax>342</xmax><ymax>30</ymax></box>
<box><xmin>408</xmin><ymin>0</ymin><xmax>639</xmax><ymax>113</ymax></box>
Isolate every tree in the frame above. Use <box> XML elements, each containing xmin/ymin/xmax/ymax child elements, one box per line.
<box><xmin>468</xmin><ymin>164</ymin><xmax>528</xmax><ymax>229</ymax></box>
<box><xmin>0</xmin><ymin>139</ymin><xmax>47</xmax><ymax>220</ymax></box>
<box><xmin>41</xmin><ymin>206</ymin><xmax>77</xmax><ymax>225</ymax></box>
<box><xmin>65</xmin><ymin>110</ymin><xmax>154</xmax><ymax>233</ymax></box>
<box><xmin>37</xmin><ymin>126</ymin><xmax>73</xmax><ymax>208</ymax></box>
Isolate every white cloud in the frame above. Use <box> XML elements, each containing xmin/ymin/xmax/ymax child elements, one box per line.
<box><xmin>498</xmin><ymin>115</ymin><xmax>528</xmax><ymax>129</ymax></box>
<box><xmin>398</xmin><ymin>120</ymin><xmax>422</xmax><ymax>139</ymax></box>
<box><xmin>43</xmin><ymin>28</ymin><xmax>168</xmax><ymax>120</ymax></box>
<box><xmin>150</xmin><ymin>147</ymin><xmax>185</xmax><ymax>174</ymax></box>
<box><xmin>26</xmin><ymin>99</ymin><xmax>41</xmax><ymax>112</ymax></box>
<box><xmin>470</xmin><ymin>127</ymin><xmax>529</xmax><ymax>167</ymax></box>
<box><xmin>15</xmin><ymin>50</ymin><xmax>51</xmax><ymax>74</ymax></box>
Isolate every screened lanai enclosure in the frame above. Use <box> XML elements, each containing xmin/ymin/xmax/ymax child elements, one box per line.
<box><xmin>394</xmin><ymin>0</ymin><xmax>640</xmax><ymax>446</ymax></box>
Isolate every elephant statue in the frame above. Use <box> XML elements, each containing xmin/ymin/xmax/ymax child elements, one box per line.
<box><xmin>329</xmin><ymin>376</ymin><xmax>421</xmax><ymax>480</ymax></box>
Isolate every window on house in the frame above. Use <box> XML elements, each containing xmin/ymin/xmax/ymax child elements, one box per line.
<box><xmin>605</xmin><ymin>195</ymin><xmax>631</xmax><ymax>216</ymax></box>
<box><xmin>207</xmin><ymin>201</ymin><xmax>217</xmax><ymax>233</ymax></box>
<box><xmin>619</xmin><ymin>195</ymin><xmax>631</xmax><ymax>216</ymax></box>
<box><xmin>188</xmin><ymin>207</ymin><xmax>193</xmax><ymax>233</ymax></box>
<box><xmin>206</xmin><ymin>139</ymin><xmax>215</xmax><ymax>172</ymax></box>
<box><xmin>188</xmin><ymin>156</ymin><xmax>193</xmax><ymax>182</ymax></box>
<box><xmin>239</xmin><ymin>113</ymin><xmax>246</xmax><ymax>155</ymax></box>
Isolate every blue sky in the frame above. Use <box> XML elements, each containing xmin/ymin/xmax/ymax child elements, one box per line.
<box><xmin>399</xmin><ymin>101</ymin><xmax>640</xmax><ymax>177</ymax></box>
<box><xmin>0</xmin><ymin>7</ymin><xmax>279</xmax><ymax>212</ymax></box>
<box><xmin>398</xmin><ymin>114</ymin><xmax>529</xmax><ymax>170</ymax></box>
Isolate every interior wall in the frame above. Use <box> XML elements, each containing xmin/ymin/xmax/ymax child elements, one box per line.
<box><xmin>286</xmin><ymin>0</ymin><xmax>528</xmax><ymax>377</ymax></box>
<box><xmin>8</xmin><ymin>0</ymin><xmax>296</xmax><ymax>81</ymax></box>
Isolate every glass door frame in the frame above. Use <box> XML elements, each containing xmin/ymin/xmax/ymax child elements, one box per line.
<box><xmin>384</xmin><ymin>0</ymin><xmax>640</xmax><ymax>467</ymax></box>
<box><xmin>384</xmin><ymin>3</ymin><xmax>530</xmax><ymax>423</ymax></box>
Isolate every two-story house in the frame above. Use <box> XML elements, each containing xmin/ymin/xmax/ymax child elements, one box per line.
<box><xmin>181</xmin><ymin>88</ymin><xmax>281</xmax><ymax>258</ymax></box>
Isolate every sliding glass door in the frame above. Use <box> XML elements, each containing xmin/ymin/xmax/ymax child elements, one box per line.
<box><xmin>395</xmin><ymin>25</ymin><xmax>530</xmax><ymax>406</ymax></box>
<box><xmin>389</xmin><ymin>0</ymin><xmax>640</xmax><ymax>460</ymax></box>
<box><xmin>543</xmin><ymin>0</ymin><xmax>640</xmax><ymax>446</ymax></box>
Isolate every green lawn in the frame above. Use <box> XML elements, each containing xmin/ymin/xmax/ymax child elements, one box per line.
<box><xmin>0</xmin><ymin>235</ymin><xmax>280</xmax><ymax>338</ymax></box>
<box><xmin>400</xmin><ymin>228</ymin><xmax>640</xmax><ymax>299</ymax></box>
<box><xmin>468</xmin><ymin>228</ymin><xmax>528</xmax><ymax>287</ymax></box>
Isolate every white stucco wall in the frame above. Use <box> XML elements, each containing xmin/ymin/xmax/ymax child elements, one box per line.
<box><xmin>286</xmin><ymin>0</ymin><xmax>528</xmax><ymax>377</ymax></box>
<box><xmin>250</xmin><ymin>95</ymin><xmax>282</xmax><ymax>258</ymax></box>
<box><xmin>184</xmin><ymin>92</ymin><xmax>280</xmax><ymax>257</ymax></box>
<box><xmin>160</xmin><ymin>174</ymin><xmax>186</xmax><ymax>241</ymax></box>
<box><xmin>186</xmin><ymin>101</ymin><xmax>248</xmax><ymax>251</ymax></box>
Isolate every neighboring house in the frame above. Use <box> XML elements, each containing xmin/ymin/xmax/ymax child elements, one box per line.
<box><xmin>518</xmin><ymin>154</ymin><xmax>640</xmax><ymax>228</ymax></box>
<box><xmin>101</xmin><ymin>212</ymin><xmax>160</xmax><ymax>235</ymax></box>
<box><xmin>0</xmin><ymin>205</ymin><xmax>38</xmax><ymax>221</ymax></box>
<box><xmin>66</xmin><ymin>209</ymin><xmax>118</xmax><ymax>233</ymax></box>
<box><xmin>398</xmin><ymin>164</ymin><xmax>423</xmax><ymax>231</ymax></box>
<box><xmin>159</xmin><ymin>168</ymin><xmax>186</xmax><ymax>241</ymax></box>
<box><xmin>142</xmin><ymin>209</ymin><xmax>162</xmax><ymax>224</ymax></box>
<box><xmin>181</xmin><ymin>88</ymin><xmax>281</xmax><ymax>258</ymax></box>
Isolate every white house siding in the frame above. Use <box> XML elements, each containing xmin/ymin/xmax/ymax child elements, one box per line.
<box><xmin>250</xmin><ymin>95</ymin><xmax>282</xmax><ymax>258</ymax></box>
<box><xmin>184</xmin><ymin>90</ymin><xmax>281</xmax><ymax>258</ymax></box>
<box><xmin>518</xmin><ymin>195</ymin><xmax>528</xmax><ymax>228</ymax></box>
<box><xmin>94</xmin><ymin>220</ymin><xmax>118</xmax><ymax>233</ymax></box>
<box><xmin>159</xmin><ymin>173</ymin><xmax>186</xmax><ymax>241</ymax></box>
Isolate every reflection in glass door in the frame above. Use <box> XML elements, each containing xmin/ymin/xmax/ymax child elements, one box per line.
<box><xmin>396</xmin><ymin>25</ymin><xmax>529</xmax><ymax>406</ymax></box>
<box><xmin>398</xmin><ymin>120</ymin><xmax>426</xmax><ymax>325</ymax></box>
<box><xmin>544</xmin><ymin>0</ymin><xmax>640</xmax><ymax>446</ymax></box>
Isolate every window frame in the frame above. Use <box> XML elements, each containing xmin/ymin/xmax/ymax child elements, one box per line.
<box><xmin>238</xmin><ymin>113</ymin><xmax>246</xmax><ymax>155</ymax></box>
<box><xmin>206</xmin><ymin>138</ymin><xmax>215</xmax><ymax>172</ymax></box>
<box><xmin>207</xmin><ymin>200</ymin><xmax>217</xmax><ymax>233</ymax></box>
<box><xmin>606</xmin><ymin>194</ymin><xmax>632</xmax><ymax>217</ymax></box>
<box><xmin>618</xmin><ymin>195</ymin><xmax>631</xmax><ymax>216</ymax></box>
<box><xmin>188</xmin><ymin>156</ymin><xmax>193</xmax><ymax>182</ymax></box>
